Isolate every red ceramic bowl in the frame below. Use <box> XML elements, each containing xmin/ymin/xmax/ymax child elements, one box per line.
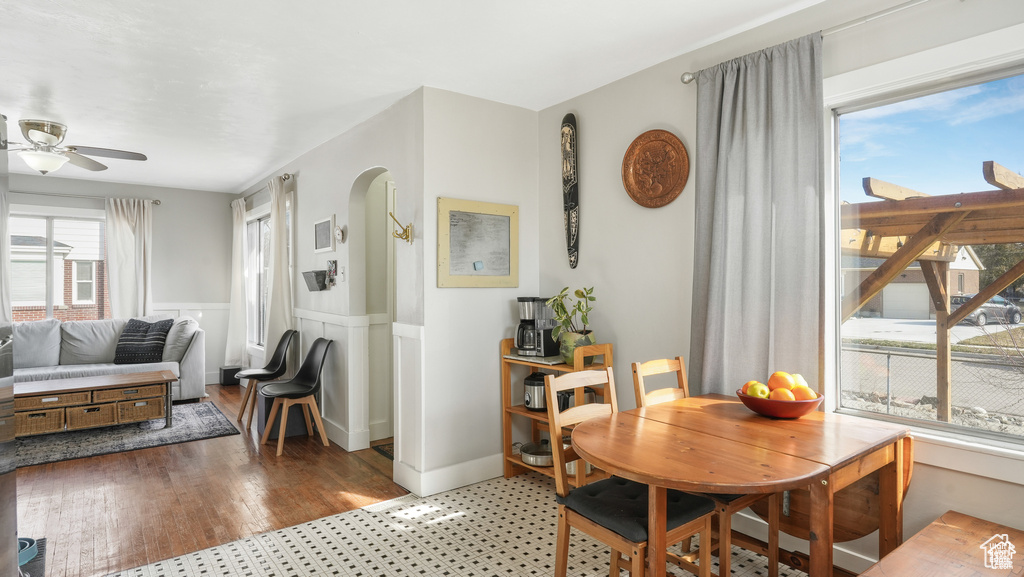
<box><xmin>736</xmin><ymin>389</ymin><xmax>824</xmax><ymax>419</ymax></box>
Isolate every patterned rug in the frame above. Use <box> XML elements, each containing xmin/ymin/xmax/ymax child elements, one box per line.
<box><xmin>17</xmin><ymin>402</ymin><xmax>239</xmax><ymax>468</ymax></box>
<box><xmin>107</xmin><ymin>473</ymin><xmax>807</xmax><ymax>577</ymax></box>
<box><xmin>372</xmin><ymin>442</ymin><xmax>394</xmax><ymax>460</ymax></box>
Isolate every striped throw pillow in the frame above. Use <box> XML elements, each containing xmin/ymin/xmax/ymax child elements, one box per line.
<box><xmin>113</xmin><ymin>318</ymin><xmax>174</xmax><ymax>365</ymax></box>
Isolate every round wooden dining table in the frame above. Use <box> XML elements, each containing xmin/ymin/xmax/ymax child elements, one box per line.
<box><xmin>571</xmin><ymin>393</ymin><xmax>910</xmax><ymax>577</ymax></box>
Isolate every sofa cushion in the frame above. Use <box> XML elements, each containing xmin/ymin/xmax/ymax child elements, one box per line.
<box><xmin>12</xmin><ymin>319</ymin><xmax>61</xmax><ymax>369</ymax></box>
<box><xmin>114</xmin><ymin>318</ymin><xmax>174</xmax><ymax>365</ymax></box>
<box><xmin>60</xmin><ymin>319</ymin><xmax>128</xmax><ymax>365</ymax></box>
<box><xmin>14</xmin><ymin>362</ymin><xmax>180</xmax><ymax>383</ymax></box>
<box><xmin>163</xmin><ymin>316</ymin><xmax>199</xmax><ymax>362</ymax></box>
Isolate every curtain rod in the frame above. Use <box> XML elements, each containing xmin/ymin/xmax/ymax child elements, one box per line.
<box><xmin>679</xmin><ymin>0</ymin><xmax>935</xmax><ymax>84</ymax></box>
<box><xmin>11</xmin><ymin>190</ymin><xmax>161</xmax><ymax>205</ymax></box>
<box><xmin>231</xmin><ymin>172</ymin><xmax>292</xmax><ymax>207</ymax></box>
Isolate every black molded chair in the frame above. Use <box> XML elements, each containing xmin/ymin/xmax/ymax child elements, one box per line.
<box><xmin>235</xmin><ymin>329</ymin><xmax>297</xmax><ymax>431</ymax></box>
<box><xmin>259</xmin><ymin>337</ymin><xmax>333</xmax><ymax>456</ymax></box>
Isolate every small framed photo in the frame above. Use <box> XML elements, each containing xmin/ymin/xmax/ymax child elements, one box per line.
<box><xmin>313</xmin><ymin>215</ymin><xmax>335</xmax><ymax>253</ymax></box>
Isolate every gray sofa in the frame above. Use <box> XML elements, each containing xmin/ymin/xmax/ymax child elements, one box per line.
<box><xmin>12</xmin><ymin>316</ymin><xmax>206</xmax><ymax>401</ymax></box>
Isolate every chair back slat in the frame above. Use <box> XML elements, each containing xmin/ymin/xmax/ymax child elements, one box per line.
<box><xmin>632</xmin><ymin>356</ymin><xmax>688</xmax><ymax>408</ymax></box>
<box><xmin>544</xmin><ymin>368</ymin><xmax>617</xmax><ymax>497</ymax></box>
<box><xmin>263</xmin><ymin>329</ymin><xmax>298</xmax><ymax>376</ymax></box>
<box><xmin>295</xmin><ymin>338</ymin><xmax>333</xmax><ymax>396</ymax></box>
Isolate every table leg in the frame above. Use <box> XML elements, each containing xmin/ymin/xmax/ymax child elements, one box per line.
<box><xmin>808</xmin><ymin>477</ymin><xmax>834</xmax><ymax>577</ymax></box>
<box><xmin>165</xmin><ymin>382</ymin><xmax>173</xmax><ymax>428</ymax></box>
<box><xmin>648</xmin><ymin>485</ymin><xmax>667</xmax><ymax>577</ymax></box>
<box><xmin>878</xmin><ymin>440</ymin><xmax>905</xmax><ymax>557</ymax></box>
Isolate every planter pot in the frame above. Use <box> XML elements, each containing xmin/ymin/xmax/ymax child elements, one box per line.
<box><xmin>560</xmin><ymin>330</ymin><xmax>596</xmax><ymax>366</ymax></box>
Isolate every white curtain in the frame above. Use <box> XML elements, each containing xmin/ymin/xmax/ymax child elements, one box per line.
<box><xmin>224</xmin><ymin>198</ymin><xmax>248</xmax><ymax>367</ymax></box>
<box><xmin>264</xmin><ymin>176</ymin><xmax>293</xmax><ymax>363</ymax></box>
<box><xmin>0</xmin><ymin>165</ymin><xmax>10</xmax><ymax>325</ymax></box>
<box><xmin>105</xmin><ymin>198</ymin><xmax>154</xmax><ymax>319</ymax></box>
<box><xmin>690</xmin><ymin>34</ymin><xmax>824</xmax><ymax>394</ymax></box>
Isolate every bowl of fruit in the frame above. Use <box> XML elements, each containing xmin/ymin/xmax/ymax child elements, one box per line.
<box><xmin>736</xmin><ymin>371</ymin><xmax>823</xmax><ymax>419</ymax></box>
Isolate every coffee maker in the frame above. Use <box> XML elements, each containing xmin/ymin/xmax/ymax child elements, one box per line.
<box><xmin>516</xmin><ymin>297</ymin><xmax>560</xmax><ymax>357</ymax></box>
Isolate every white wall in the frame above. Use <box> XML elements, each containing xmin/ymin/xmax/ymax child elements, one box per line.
<box><xmin>8</xmin><ymin>175</ymin><xmax>231</xmax><ymax>384</ymax></box>
<box><xmin>536</xmin><ymin>0</ymin><xmax>1024</xmax><ymax>570</ymax></box>
<box><xmin>420</xmin><ymin>88</ymin><xmax>540</xmax><ymax>482</ymax></box>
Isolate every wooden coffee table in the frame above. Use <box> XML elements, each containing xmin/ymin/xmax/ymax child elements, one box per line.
<box><xmin>14</xmin><ymin>370</ymin><xmax>176</xmax><ymax>437</ymax></box>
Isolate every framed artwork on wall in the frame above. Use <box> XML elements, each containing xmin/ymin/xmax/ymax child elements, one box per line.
<box><xmin>437</xmin><ymin>197</ymin><xmax>519</xmax><ymax>288</ymax></box>
<box><xmin>313</xmin><ymin>215</ymin><xmax>336</xmax><ymax>253</ymax></box>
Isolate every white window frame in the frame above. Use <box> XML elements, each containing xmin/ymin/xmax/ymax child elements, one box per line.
<box><xmin>71</xmin><ymin>260</ymin><xmax>97</xmax><ymax>305</ymax></box>
<box><xmin>824</xmin><ymin>23</ymin><xmax>1024</xmax><ymax>483</ymax></box>
<box><xmin>245</xmin><ymin>205</ymin><xmax>271</xmax><ymax>352</ymax></box>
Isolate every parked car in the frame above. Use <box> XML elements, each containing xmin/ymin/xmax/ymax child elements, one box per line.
<box><xmin>950</xmin><ymin>294</ymin><xmax>1022</xmax><ymax>326</ymax></box>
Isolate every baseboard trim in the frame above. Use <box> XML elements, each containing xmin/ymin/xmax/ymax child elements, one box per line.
<box><xmin>321</xmin><ymin>414</ymin><xmax>369</xmax><ymax>452</ymax></box>
<box><xmin>393</xmin><ymin>452</ymin><xmax>503</xmax><ymax>497</ymax></box>
<box><xmin>369</xmin><ymin>420</ymin><xmax>393</xmax><ymax>442</ymax></box>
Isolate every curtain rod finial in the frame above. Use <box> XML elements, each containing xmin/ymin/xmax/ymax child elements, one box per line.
<box><xmin>680</xmin><ymin>72</ymin><xmax>695</xmax><ymax>84</ymax></box>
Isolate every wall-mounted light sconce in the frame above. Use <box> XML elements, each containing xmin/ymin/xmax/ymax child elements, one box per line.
<box><xmin>389</xmin><ymin>212</ymin><xmax>413</xmax><ymax>244</ymax></box>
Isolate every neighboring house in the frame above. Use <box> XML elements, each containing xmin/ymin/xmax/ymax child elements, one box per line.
<box><xmin>10</xmin><ymin>233</ymin><xmax>111</xmax><ymax>323</ymax></box>
<box><xmin>842</xmin><ymin>246</ymin><xmax>983</xmax><ymax>320</ymax></box>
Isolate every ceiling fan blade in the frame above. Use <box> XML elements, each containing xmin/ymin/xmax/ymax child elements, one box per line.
<box><xmin>66</xmin><ymin>145</ymin><xmax>147</xmax><ymax>161</ymax></box>
<box><xmin>65</xmin><ymin>151</ymin><xmax>108</xmax><ymax>171</ymax></box>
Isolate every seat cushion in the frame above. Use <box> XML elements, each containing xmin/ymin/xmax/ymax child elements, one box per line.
<box><xmin>114</xmin><ymin>318</ymin><xmax>174</xmax><ymax>365</ymax></box>
<box><xmin>14</xmin><ymin>362</ymin><xmax>180</xmax><ymax>383</ymax></box>
<box><xmin>561</xmin><ymin>477</ymin><xmax>715</xmax><ymax>543</ymax></box>
<box><xmin>259</xmin><ymin>380</ymin><xmax>313</xmax><ymax>399</ymax></box>
<box><xmin>12</xmin><ymin>319</ymin><xmax>61</xmax><ymax>369</ymax></box>
<box><xmin>236</xmin><ymin>367</ymin><xmax>278</xmax><ymax>381</ymax></box>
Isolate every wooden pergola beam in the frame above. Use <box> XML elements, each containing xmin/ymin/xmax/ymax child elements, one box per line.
<box><xmin>842</xmin><ymin>212</ymin><xmax>969</xmax><ymax>322</ymax></box>
<box><xmin>921</xmin><ymin>261</ymin><xmax>953</xmax><ymax>421</ymax></box>
<box><xmin>840</xmin><ymin>229</ymin><xmax>956</xmax><ymax>261</ymax></box>
<box><xmin>984</xmin><ymin>161</ymin><xmax>1024</xmax><ymax>190</ymax></box>
<box><xmin>863</xmin><ymin>177</ymin><xmax>929</xmax><ymax>200</ymax></box>
<box><xmin>948</xmin><ymin>257</ymin><xmax>1024</xmax><ymax>326</ymax></box>
<box><xmin>841</xmin><ymin>188</ymin><xmax>1024</xmax><ymax>228</ymax></box>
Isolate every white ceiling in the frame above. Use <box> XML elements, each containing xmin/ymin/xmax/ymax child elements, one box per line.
<box><xmin>1</xmin><ymin>0</ymin><xmax>826</xmax><ymax>194</ymax></box>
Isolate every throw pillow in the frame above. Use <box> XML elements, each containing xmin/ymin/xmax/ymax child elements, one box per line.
<box><xmin>113</xmin><ymin>318</ymin><xmax>175</xmax><ymax>365</ymax></box>
<box><xmin>163</xmin><ymin>316</ymin><xmax>199</xmax><ymax>362</ymax></box>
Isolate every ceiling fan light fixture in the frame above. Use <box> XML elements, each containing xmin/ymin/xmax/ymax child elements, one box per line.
<box><xmin>18</xmin><ymin>149</ymin><xmax>69</xmax><ymax>175</ymax></box>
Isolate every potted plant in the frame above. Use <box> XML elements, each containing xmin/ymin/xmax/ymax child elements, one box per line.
<box><xmin>546</xmin><ymin>287</ymin><xmax>597</xmax><ymax>366</ymax></box>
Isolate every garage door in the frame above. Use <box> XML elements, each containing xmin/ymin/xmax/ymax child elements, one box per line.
<box><xmin>882</xmin><ymin>283</ymin><xmax>930</xmax><ymax>319</ymax></box>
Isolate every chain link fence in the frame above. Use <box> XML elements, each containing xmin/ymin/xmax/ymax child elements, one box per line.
<box><xmin>841</xmin><ymin>346</ymin><xmax>1024</xmax><ymax>436</ymax></box>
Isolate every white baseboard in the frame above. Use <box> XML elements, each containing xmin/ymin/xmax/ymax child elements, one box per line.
<box><xmin>730</xmin><ymin>510</ymin><xmax>877</xmax><ymax>574</ymax></box>
<box><xmin>321</xmin><ymin>414</ymin><xmax>370</xmax><ymax>452</ymax></box>
<box><xmin>369</xmin><ymin>420</ymin><xmax>393</xmax><ymax>442</ymax></box>
<box><xmin>393</xmin><ymin>452</ymin><xmax>503</xmax><ymax>497</ymax></box>
<box><xmin>205</xmin><ymin>370</ymin><xmax>219</xmax><ymax>385</ymax></box>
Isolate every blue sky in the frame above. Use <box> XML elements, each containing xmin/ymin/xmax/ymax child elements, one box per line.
<box><xmin>839</xmin><ymin>74</ymin><xmax>1024</xmax><ymax>204</ymax></box>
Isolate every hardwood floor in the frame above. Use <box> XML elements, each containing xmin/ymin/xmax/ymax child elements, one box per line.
<box><xmin>16</xmin><ymin>384</ymin><xmax>407</xmax><ymax>577</ymax></box>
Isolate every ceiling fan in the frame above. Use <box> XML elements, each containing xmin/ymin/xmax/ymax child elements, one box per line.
<box><xmin>6</xmin><ymin>119</ymin><xmax>147</xmax><ymax>175</ymax></box>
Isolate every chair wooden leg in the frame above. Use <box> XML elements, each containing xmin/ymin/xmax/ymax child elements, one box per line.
<box><xmin>246</xmin><ymin>382</ymin><xmax>260</xmax><ymax>431</ymax></box>
<box><xmin>767</xmin><ymin>493</ymin><xmax>780</xmax><ymax>577</ymax></box>
<box><xmin>630</xmin><ymin>544</ymin><xmax>645</xmax><ymax>577</ymax></box>
<box><xmin>717</xmin><ymin>506</ymin><xmax>732</xmax><ymax>577</ymax></box>
<box><xmin>237</xmin><ymin>378</ymin><xmax>254</xmax><ymax>423</ymax></box>
<box><xmin>260</xmin><ymin>398</ymin><xmax>282</xmax><ymax>446</ymax></box>
<box><xmin>555</xmin><ymin>507</ymin><xmax>570</xmax><ymax>577</ymax></box>
<box><xmin>609</xmin><ymin>550</ymin><xmax>621</xmax><ymax>577</ymax></box>
<box><xmin>699</xmin><ymin>515</ymin><xmax>712</xmax><ymax>577</ymax></box>
<box><xmin>303</xmin><ymin>403</ymin><xmax>314</xmax><ymax>436</ymax></box>
<box><xmin>307</xmin><ymin>397</ymin><xmax>330</xmax><ymax>447</ymax></box>
<box><xmin>276</xmin><ymin>399</ymin><xmax>292</xmax><ymax>456</ymax></box>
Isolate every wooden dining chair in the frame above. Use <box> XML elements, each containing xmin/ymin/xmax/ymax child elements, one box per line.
<box><xmin>545</xmin><ymin>368</ymin><xmax>713</xmax><ymax>577</ymax></box>
<box><xmin>258</xmin><ymin>338</ymin><xmax>333</xmax><ymax>456</ymax></box>
<box><xmin>632</xmin><ymin>357</ymin><xmax>781</xmax><ymax>577</ymax></box>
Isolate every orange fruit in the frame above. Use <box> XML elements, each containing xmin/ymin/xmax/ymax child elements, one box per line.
<box><xmin>767</xmin><ymin>371</ymin><xmax>796</xmax><ymax>391</ymax></box>
<box><xmin>769</xmin><ymin>388</ymin><xmax>796</xmax><ymax>401</ymax></box>
<box><xmin>742</xmin><ymin>380</ymin><xmax>762</xmax><ymax>395</ymax></box>
<box><xmin>791</xmin><ymin>385</ymin><xmax>817</xmax><ymax>401</ymax></box>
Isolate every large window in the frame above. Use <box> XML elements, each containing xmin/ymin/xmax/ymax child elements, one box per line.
<box><xmin>246</xmin><ymin>215</ymin><xmax>271</xmax><ymax>346</ymax></box>
<box><xmin>9</xmin><ymin>212</ymin><xmax>110</xmax><ymax>321</ymax></box>
<box><xmin>837</xmin><ymin>72</ymin><xmax>1024</xmax><ymax>441</ymax></box>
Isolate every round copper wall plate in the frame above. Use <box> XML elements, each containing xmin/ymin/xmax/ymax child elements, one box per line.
<box><xmin>621</xmin><ymin>129</ymin><xmax>689</xmax><ymax>208</ymax></box>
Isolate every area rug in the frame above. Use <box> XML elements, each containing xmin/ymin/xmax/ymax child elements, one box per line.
<box><xmin>17</xmin><ymin>402</ymin><xmax>239</xmax><ymax>468</ymax></box>
<box><xmin>372</xmin><ymin>442</ymin><xmax>394</xmax><ymax>460</ymax></box>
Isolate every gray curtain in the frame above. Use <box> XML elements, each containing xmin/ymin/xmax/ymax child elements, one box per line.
<box><xmin>690</xmin><ymin>33</ymin><xmax>823</xmax><ymax>395</ymax></box>
<box><xmin>106</xmin><ymin>198</ymin><xmax>154</xmax><ymax>318</ymax></box>
<box><xmin>264</xmin><ymin>176</ymin><xmax>294</xmax><ymax>364</ymax></box>
<box><xmin>224</xmin><ymin>198</ymin><xmax>248</xmax><ymax>367</ymax></box>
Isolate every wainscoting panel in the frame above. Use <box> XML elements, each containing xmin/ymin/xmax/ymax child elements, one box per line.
<box><xmin>392</xmin><ymin>322</ymin><xmax>425</xmax><ymax>495</ymax></box>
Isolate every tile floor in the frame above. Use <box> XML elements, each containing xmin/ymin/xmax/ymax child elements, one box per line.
<box><xmin>108</xmin><ymin>473</ymin><xmax>807</xmax><ymax>577</ymax></box>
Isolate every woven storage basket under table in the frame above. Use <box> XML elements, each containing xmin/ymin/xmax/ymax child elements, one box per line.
<box><xmin>66</xmin><ymin>403</ymin><xmax>117</xmax><ymax>430</ymax></box>
<box><xmin>94</xmin><ymin>384</ymin><xmax>166</xmax><ymax>403</ymax></box>
<box><xmin>14</xmin><ymin>391</ymin><xmax>91</xmax><ymax>411</ymax></box>
<box><xmin>15</xmin><ymin>408</ymin><xmax>65</xmax><ymax>436</ymax></box>
<box><xmin>118</xmin><ymin>398</ymin><xmax>165</xmax><ymax>423</ymax></box>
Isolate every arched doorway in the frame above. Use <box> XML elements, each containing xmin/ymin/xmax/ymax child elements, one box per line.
<box><xmin>349</xmin><ymin>168</ymin><xmax>396</xmax><ymax>445</ymax></box>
